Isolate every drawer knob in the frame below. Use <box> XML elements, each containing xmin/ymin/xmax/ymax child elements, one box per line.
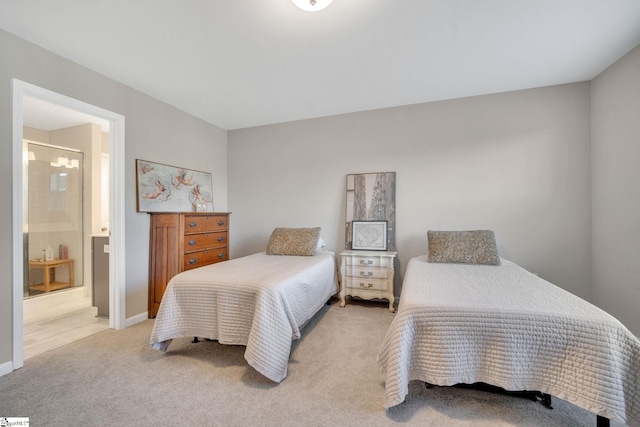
<box><xmin>188</xmin><ymin>240</ymin><xmax>196</xmax><ymax>246</ymax></box>
<box><xmin>218</xmin><ymin>252</ymin><xmax>225</xmax><ymax>258</ymax></box>
<box><xmin>218</xmin><ymin>220</ymin><xmax>225</xmax><ymax>226</ymax></box>
<box><xmin>359</xmin><ymin>283</ymin><xmax>373</xmax><ymax>289</ymax></box>
<box><xmin>360</xmin><ymin>271</ymin><xmax>373</xmax><ymax>277</ymax></box>
<box><xmin>218</xmin><ymin>237</ymin><xmax>224</xmax><ymax>242</ymax></box>
<box><xmin>189</xmin><ymin>258</ymin><xmax>197</xmax><ymax>265</ymax></box>
<box><xmin>359</xmin><ymin>260</ymin><xmax>373</xmax><ymax>265</ymax></box>
<box><xmin>189</xmin><ymin>221</ymin><xmax>197</xmax><ymax>228</ymax></box>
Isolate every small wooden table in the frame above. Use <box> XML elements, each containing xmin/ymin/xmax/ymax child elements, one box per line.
<box><xmin>28</xmin><ymin>258</ymin><xmax>75</xmax><ymax>294</ymax></box>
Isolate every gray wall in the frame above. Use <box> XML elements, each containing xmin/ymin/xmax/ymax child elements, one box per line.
<box><xmin>2</xmin><ymin>26</ymin><xmax>638</xmax><ymax>373</ymax></box>
<box><xmin>591</xmin><ymin>45</ymin><xmax>640</xmax><ymax>336</ymax></box>
<box><xmin>228</xmin><ymin>83</ymin><xmax>593</xmax><ymax>304</ymax></box>
<box><xmin>0</xmin><ymin>29</ymin><xmax>227</xmax><ymax>366</ymax></box>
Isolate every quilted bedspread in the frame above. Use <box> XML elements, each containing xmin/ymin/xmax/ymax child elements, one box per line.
<box><xmin>377</xmin><ymin>256</ymin><xmax>640</xmax><ymax>425</ymax></box>
<box><xmin>150</xmin><ymin>251</ymin><xmax>338</xmax><ymax>383</ymax></box>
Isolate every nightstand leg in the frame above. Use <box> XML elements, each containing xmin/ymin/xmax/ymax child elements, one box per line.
<box><xmin>339</xmin><ymin>265</ymin><xmax>346</xmax><ymax>307</ymax></box>
<box><xmin>388</xmin><ymin>295</ymin><xmax>395</xmax><ymax>313</ymax></box>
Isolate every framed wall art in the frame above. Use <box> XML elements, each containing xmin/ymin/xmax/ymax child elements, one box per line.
<box><xmin>345</xmin><ymin>171</ymin><xmax>396</xmax><ymax>250</ymax></box>
<box><xmin>351</xmin><ymin>220</ymin><xmax>388</xmax><ymax>251</ymax></box>
<box><xmin>136</xmin><ymin>159</ymin><xmax>214</xmax><ymax>213</ymax></box>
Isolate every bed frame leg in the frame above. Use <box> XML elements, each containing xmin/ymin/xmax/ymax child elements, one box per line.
<box><xmin>596</xmin><ymin>415</ymin><xmax>610</xmax><ymax>427</ymax></box>
<box><xmin>192</xmin><ymin>337</ymin><xmax>216</xmax><ymax>343</ymax></box>
<box><xmin>538</xmin><ymin>393</ymin><xmax>553</xmax><ymax>409</ymax></box>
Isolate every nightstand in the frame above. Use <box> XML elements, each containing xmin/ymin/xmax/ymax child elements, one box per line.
<box><xmin>339</xmin><ymin>250</ymin><xmax>397</xmax><ymax>313</ymax></box>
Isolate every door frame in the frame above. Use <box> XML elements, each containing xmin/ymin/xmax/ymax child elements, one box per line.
<box><xmin>11</xmin><ymin>79</ymin><xmax>126</xmax><ymax>370</ymax></box>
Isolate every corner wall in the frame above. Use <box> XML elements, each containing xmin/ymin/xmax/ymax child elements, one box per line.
<box><xmin>591</xmin><ymin>45</ymin><xmax>640</xmax><ymax>336</ymax></box>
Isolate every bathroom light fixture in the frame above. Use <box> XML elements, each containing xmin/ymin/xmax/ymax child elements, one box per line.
<box><xmin>292</xmin><ymin>0</ymin><xmax>333</xmax><ymax>12</ymax></box>
<box><xmin>50</xmin><ymin>156</ymin><xmax>79</xmax><ymax>169</ymax></box>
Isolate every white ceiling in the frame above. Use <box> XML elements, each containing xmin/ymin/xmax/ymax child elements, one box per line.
<box><xmin>2</xmin><ymin>0</ymin><xmax>640</xmax><ymax>130</ymax></box>
<box><xmin>22</xmin><ymin>96</ymin><xmax>110</xmax><ymax>133</ymax></box>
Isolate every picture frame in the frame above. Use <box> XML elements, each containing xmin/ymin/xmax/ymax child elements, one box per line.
<box><xmin>351</xmin><ymin>220</ymin><xmax>388</xmax><ymax>251</ymax></box>
<box><xmin>136</xmin><ymin>159</ymin><xmax>214</xmax><ymax>213</ymax></box>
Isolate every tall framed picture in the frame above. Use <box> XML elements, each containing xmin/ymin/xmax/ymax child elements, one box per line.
<box><xmin>136</xmin><ymin>159</ymin><xmax>214</xmax><ymax>213</ymax></box>
<box><xmin>352</xmin><ymin>220</ymin><xmax>388</xmax><ymax>251</ymax></box>
<box><xmin>345</xmin><ymin>171</ymin><xmax>396</xmax><ymax>250</ymax></box>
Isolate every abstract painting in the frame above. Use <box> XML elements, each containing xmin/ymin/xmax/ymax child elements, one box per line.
<box><xmin>136</xmin><ymin>159</ymin><xmax>213</xmax><ymax>213</ymax></box>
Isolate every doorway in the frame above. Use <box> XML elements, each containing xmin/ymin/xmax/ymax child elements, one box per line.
<box><xmin>12</xmin><ymin>79</ymin><xmax>126</xmax><ymax>370</ymax></box>
<box><xmin>22</xmin><ymin>137</ymin><xmax>106</xmax><ymax>359</ymax></box>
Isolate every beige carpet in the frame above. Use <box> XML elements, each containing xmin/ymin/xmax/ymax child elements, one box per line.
<box><xmin>0</xmin><ymin>299</ymin><xmax>624</xmax><ymax>427</ymax></box>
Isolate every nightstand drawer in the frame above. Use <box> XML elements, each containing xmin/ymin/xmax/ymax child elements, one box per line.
<box><xmin>344</xmin><ymin>277</ymin><xmax>389</xmax><ymax>292</ymax></box>
<box><xmin>342</xmin><ymin>255</ymin><xmax>392</xmax><ymax>268</ymax></box>
<box><xmin>344</xmin><ymin>266</ymin><xmax>389</xmax><ymax>279</ymax></box>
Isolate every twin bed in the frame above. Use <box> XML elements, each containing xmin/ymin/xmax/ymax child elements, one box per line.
<box><xmin>150</xmin><ymin>227</ymin><xmax>640</xmax><ymax>426</ymax></box>
<box><xmin>377</xmin><ymin>230</ymin><xmax>640</xmax><ymax>426</ymax></box>
<box><xmin>150</xmin><ymin>227</ymin><xmax>338</xmax><ymax>383</ymax></box>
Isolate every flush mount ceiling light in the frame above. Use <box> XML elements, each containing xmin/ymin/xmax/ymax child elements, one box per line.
<box><xmin>292</xmin><ymin>0</ymin><xmax>333</xmax><ymax>12</ymax></box>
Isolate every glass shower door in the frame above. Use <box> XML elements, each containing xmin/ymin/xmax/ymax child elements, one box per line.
<box><xmin>25</xmin><ymin>143</ymin><xmax>84</xmax><ymax>297</ymax></box>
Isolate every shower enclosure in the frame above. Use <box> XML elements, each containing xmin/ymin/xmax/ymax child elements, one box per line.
<box><xmin>25</xmin><ymin>143</ymin><xmax>83</xmax><ymax>297</ymax></box>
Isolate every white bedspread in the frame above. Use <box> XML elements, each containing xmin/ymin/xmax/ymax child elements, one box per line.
<box><xmin>150</xmin><ymin>251</ymin><xmax>338</xmax><ymax>383</ymax></box>
<box><xmin>377</xmin><ymin>256</ymin><xmax>640</xmax><ymax>425</ymax></box>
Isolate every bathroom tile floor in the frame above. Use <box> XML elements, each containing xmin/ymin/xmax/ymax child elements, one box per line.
<box><xmin>23</xmin><ymin>306</ymin><xmax>109</xmax><ymax>360</ymax></box>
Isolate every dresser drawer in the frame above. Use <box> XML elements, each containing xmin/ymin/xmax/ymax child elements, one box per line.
<box><xmin>344</xmin><ymin>266</ymin><xmax>389</xmax><ymax>279</ymax></box>
<box><xmin>184</xmin><ymin>215</ymin><xmax>228</xmax><ymax>233</ymax></box>
<box><xmin>344</xmin><ymin>277</ymin><xmax>389</xmax><ymax>292</ymax></box>
<box><xmin>183</xmin><ymin>231</ymin><xmax>227</xmax><ymax>252</ymax></box>
<box><xmin>183</xmin><ymin>248</ymin><xmax>228</xmax><ymax>270</ymax></box>
<box><xmin>342</xmin><ymin>255</ymin><xmax>392</xmax><ymax>268</ymax></box>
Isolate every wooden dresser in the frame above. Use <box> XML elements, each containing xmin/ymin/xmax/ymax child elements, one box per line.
<box><xmin>148</xmin><ymin>212</ymin><xmax>230</xmax><ymax>318</ymax></box>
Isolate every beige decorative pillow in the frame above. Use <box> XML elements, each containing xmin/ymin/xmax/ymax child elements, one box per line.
<box><xmin>427</xmin><ymin>230</ymin><xmax>500</xmax><ymax>265</ymax></box>
<box><xmin>266</xmin><ymin>227</ymin><xmax>322</xmax><ymax>256</ymax></box>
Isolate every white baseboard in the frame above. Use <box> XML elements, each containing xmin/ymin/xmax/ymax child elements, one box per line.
<box><xmin>0</xmin><ymin>360</ymin><xmax>14</xmax><ymax>377</ymax></box>
<box><xmin>125</xmin><ymin>312</ymin><xmax>148</xmax><ymax>328</ymax></box>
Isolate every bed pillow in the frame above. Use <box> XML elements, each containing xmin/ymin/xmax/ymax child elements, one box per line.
<box><xmin>266</xmin><ymin>227</ymin><xmax>322</xmax><ymax>256</ymax></box>
<box><xmin>317</xmin><ymin>237</ymin><xmax>326</xmax><ymax>250</ymax></box>
<box><xmin>427</xmin><ymin>230</ymin><xmax>500</xmax><ymax>265</ymax></box>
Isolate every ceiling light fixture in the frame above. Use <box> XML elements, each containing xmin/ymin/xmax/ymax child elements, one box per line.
<box><xmin>292</xmin><ymin>0</ymin><xmax>333</xmax><ymax>12</ymax></box>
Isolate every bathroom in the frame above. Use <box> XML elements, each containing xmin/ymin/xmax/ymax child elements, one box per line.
<box><xmin>22</xmin><ymin>103</ymin><xmax>111</xmax><ymax>358</ymax></box>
